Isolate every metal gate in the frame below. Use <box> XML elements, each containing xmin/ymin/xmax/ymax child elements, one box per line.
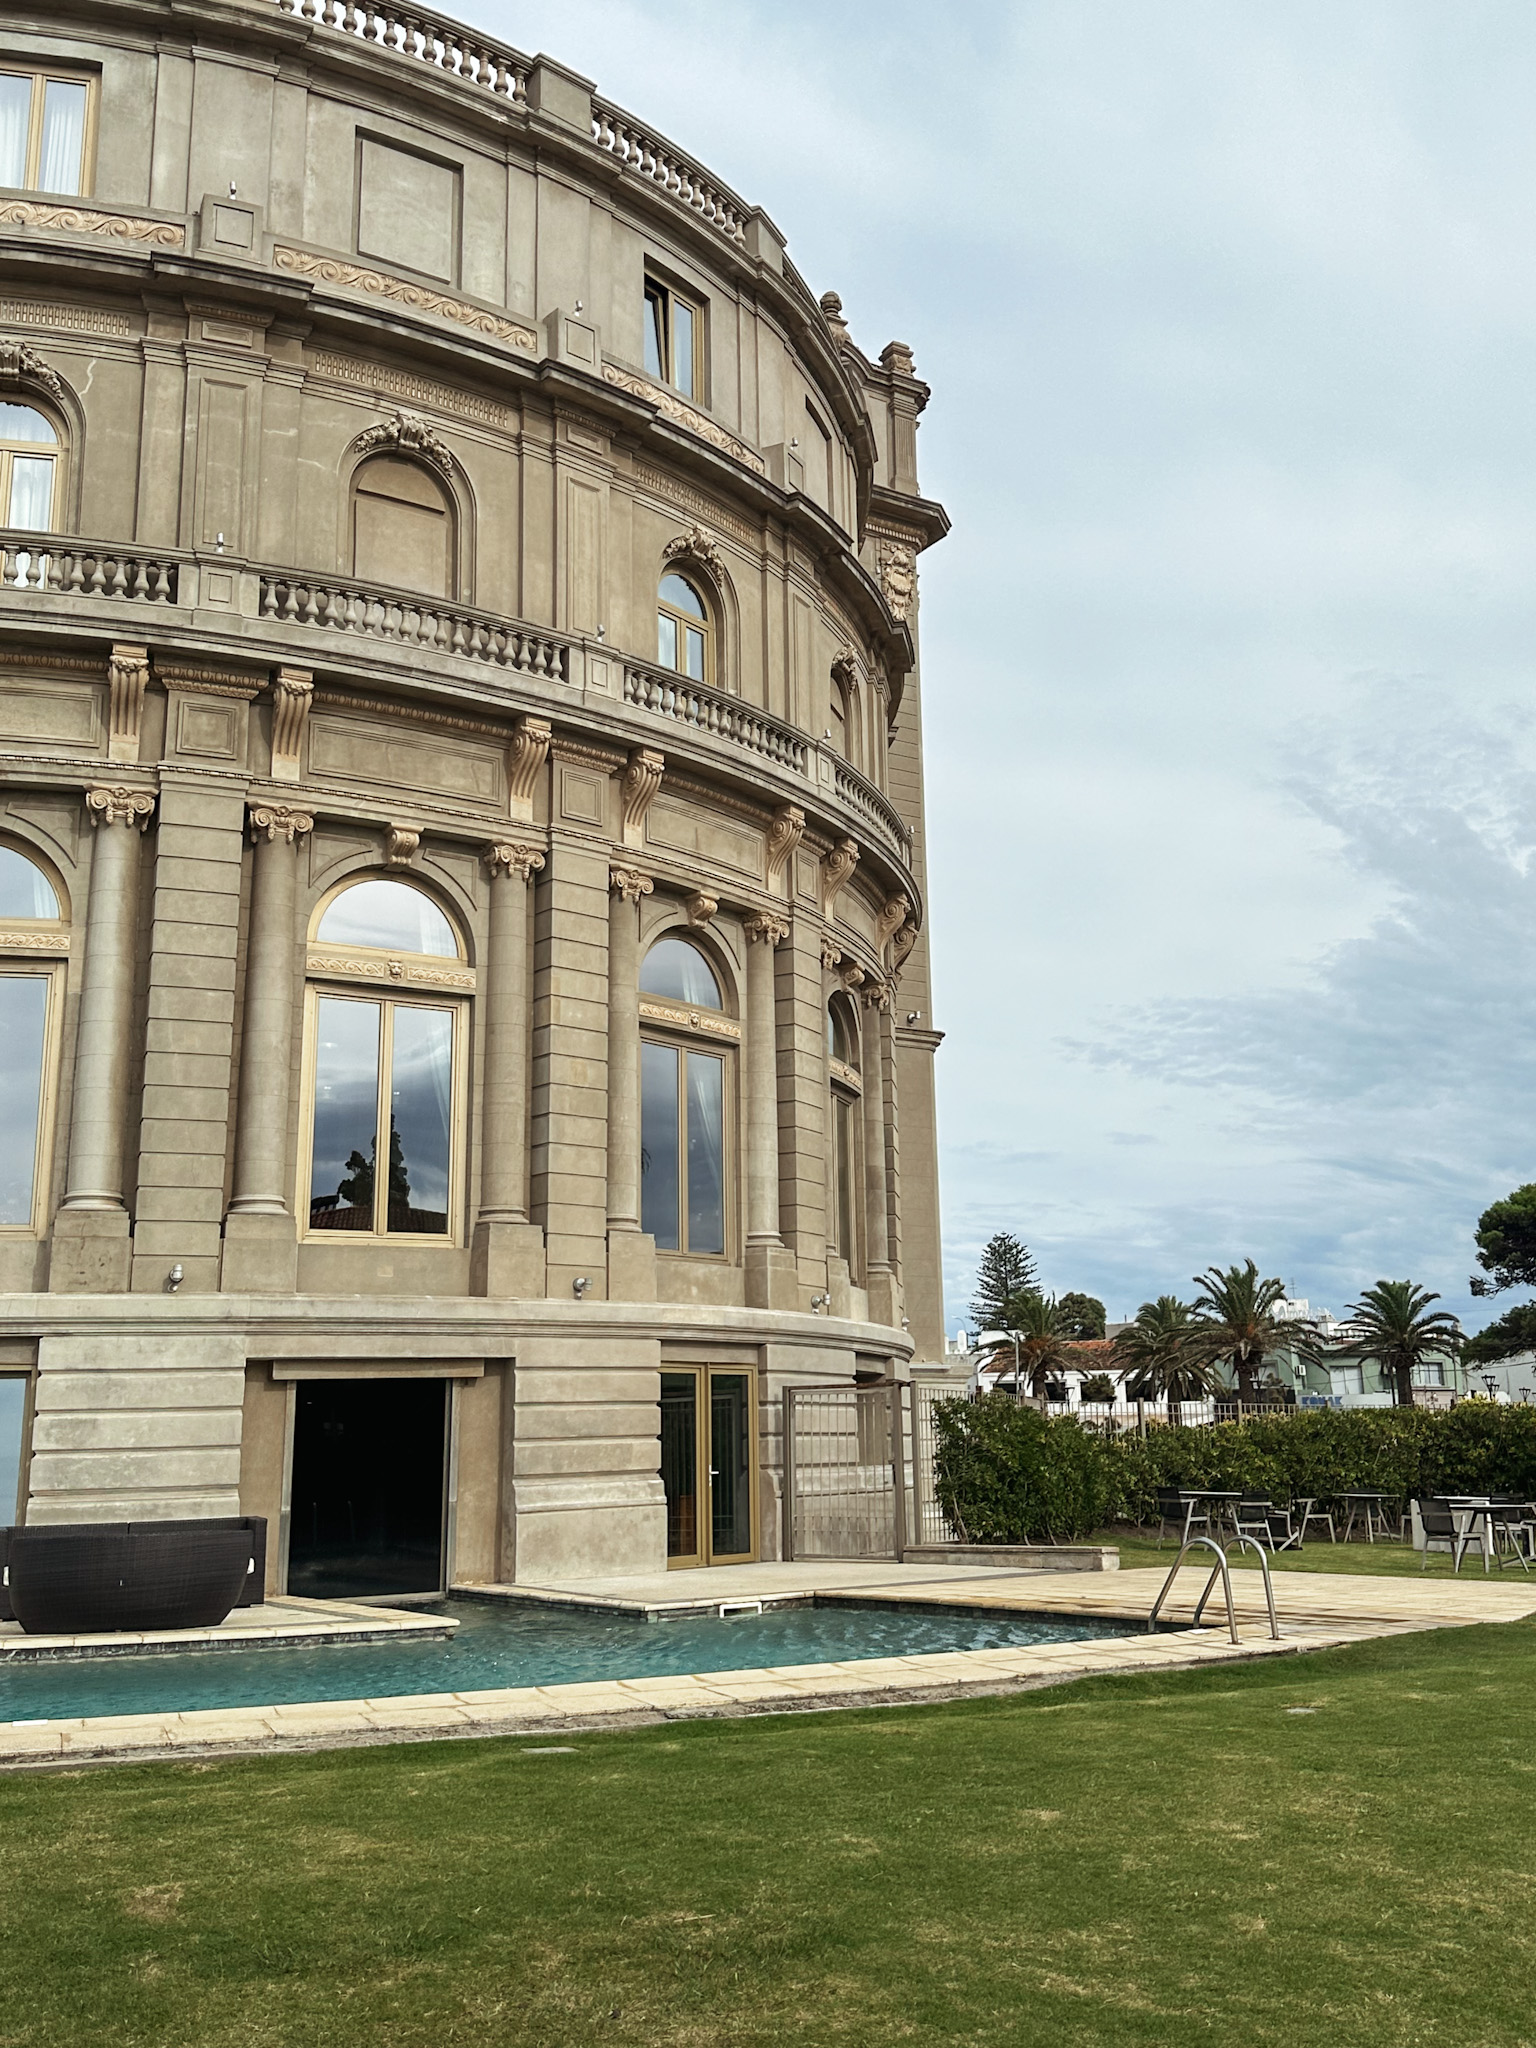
<box><xmin>783</xmin><ymin>1379</ymin><xmax>911</xmax><ymax>1560</ymax></box>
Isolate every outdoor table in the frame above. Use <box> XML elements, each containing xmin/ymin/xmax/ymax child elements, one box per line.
<box><xmin>1340</xmin><ymin>1492</ymin><xmax>1398</xmax><ymax>1543</ymax></box>
<box><xmin>1442</xmin><ymin>1497</ymin><xmax>1496</xmax><ymax>1570</ymax></box>
<box><xmin>1187</xmin><ymin>1490</ymin><xmax>1242</xmax><ymax>1532</ymax></box>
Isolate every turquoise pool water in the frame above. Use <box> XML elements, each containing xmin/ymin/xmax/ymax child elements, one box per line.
<box><xmin>0</xmin><ymin>1598</ymin><xmax>1140</xmax><ymax>1722</ymax></box>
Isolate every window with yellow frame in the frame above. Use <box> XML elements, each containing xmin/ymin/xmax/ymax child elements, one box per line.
<box><xmin>656</xmin><ymin>570</ymin><xmax>713</xmax><ymax>684</ymax></box>
<box><xmin>0</xmin><ymin>67</ymin><xmax>94</xmax><ymax>197</ymax></box>
<box><xmin>0</xmin><ymin>842</ymin><xmax>68</xmax><ymax>1238</ymax></box>
<box><xmin>301</xmin><ymin>877</ymin><xmax>473</xmax><ymax>1242</ymax></box>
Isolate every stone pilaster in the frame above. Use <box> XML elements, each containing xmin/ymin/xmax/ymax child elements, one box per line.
<box><xmin>129</xmin><ymin>775</ymin><xmax>246</xmax><ymax>1295</ymax></box>
<box><xmin>606</xmin><ymin>865</ymin><xmax>656</xmax><ymax>1302</ymax></box>
<box><xmin>861</xmin><ymin>981</ymin><xmax>900</xmax><ymax>1329</ymax></box>
<box><xmin>743</xmin><ymin>910</ymin><xmax>798</xmax><ymax>1310</ymax></box>
<box><xmin>470</xmin><ymin>838</ymin><xmax>547</xmax><ymax>1299</ymax></box>
<box><xmin>49</xmin><ymin>784</ymin><xmax>155</xmax><ymax>1293</ymax></box>
<box><xmin>222</xmin><ymin>802</ymin><xmax>312</xmax><ymax>1293</ymax></box>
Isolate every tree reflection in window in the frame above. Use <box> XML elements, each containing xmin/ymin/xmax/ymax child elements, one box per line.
<box><xmin>309</xmin><ymin>996</ymin><xmax>453</xmax><ymax>1235</ymax></box>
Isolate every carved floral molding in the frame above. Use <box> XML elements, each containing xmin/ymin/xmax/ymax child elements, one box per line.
<box><xmin>351</xmin><ymin>409</ymin><xmax>457</xmax><ymax>474</ymax></box>
<box><xmin>273</xmin><ymin>249</ymin><xmax>538</xmax><ymax>351</ymax></box>
<box><xmin>0</xmin><ymin>199</ymin><xmax>184</xmax><ymax>247</ymax></box>
<box><xmin>0</xmin><ymin>337</ymin><xmax>66</xmax><ymax>406</ymax></box>
<box><xmin>602</xmin><ymin>362</ymin><xmax>767</xmax><ymax>476</ymax></box>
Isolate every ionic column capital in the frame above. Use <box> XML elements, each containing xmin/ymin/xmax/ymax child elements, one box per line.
<box><xmin>484</xmin><ymin>839</ymin><xmax>546</xmax><ymax>882</ymax></box>
<box><xmin>610</xmin><ymin>865</ymin><xmax>654</xmax><ymax>903</ymax></box>
<box><xmin>744</xmin><ymin>910</ymin><xmax>791</xmax><ymax>946</ymax></box>
<box><xmin>686</xmin><ymin>891</ymin><xmax>718</xmax><ymax>927</ymax></box>
<box><xmin>85</xmin><ymin>785</ymin><xmax>155</xmax><ymax>831</ymax></box>
<box><xmin>248</xmin><ymin>803</ymin><xmax>314</xmax><ymax>845</ymax></box>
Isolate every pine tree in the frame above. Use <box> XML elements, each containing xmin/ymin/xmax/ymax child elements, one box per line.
<box><xmin>968</xmin><ymin>1232</ymin><xmax>1039</xmax><ymax>1334</ymax></box>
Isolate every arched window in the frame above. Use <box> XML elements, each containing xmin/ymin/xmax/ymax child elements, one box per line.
<box><xmin>351</xmin><ymin>456</ymin><xmax>453</xmax><ymax>598</ymax></box>
<box><xmin>657</xmin><ymin>571</ymin><xmax>712</xmax><ymax>684</ymax></box>
<box><xmin>304</xmin><ymin>877</ymin><xmax>469</xmax><ymax>1240</ymax></box>
<box><xmin>639</xmin><ymin>933</ymin><xmax>731</xmax><ymax>1258</ymax></box>
<box><xmin>827</xmin><ymin>997</ymin><xmax>861</xmax><ymax>1276</ymax></box>
<box><xmin>0</xmin><ymin>403</ymin><xmax>60</xmax><ymax>531</ymax></box>
<box><xmin>0</xmin><ymin>842</ymin><xmax>66</xmax><ymax>1236</ymax></box>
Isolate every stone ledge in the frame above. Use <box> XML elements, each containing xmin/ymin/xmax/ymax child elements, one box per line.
<box><xmin>901</xmin><ymin>1544</ymin><xmax>1120</xmax><ymax>1572</ymax></box>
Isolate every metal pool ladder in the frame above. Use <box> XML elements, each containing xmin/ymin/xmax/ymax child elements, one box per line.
<box><xmin>1147</xmin><ymin>1534</ymin><xmax>1280</xmax><ymax>1645</ymax></box>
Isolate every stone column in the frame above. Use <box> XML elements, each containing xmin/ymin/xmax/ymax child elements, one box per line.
<box><xmin>229</xmin><ymin>805</ymin><xmax>311</xmax><ymax>1214</ymax></box>
<box><xmin>861</xmin><ymin>982</ymin><xmax>900</xmax><ymax>1328</ymax></box>
<box><xmin>605</xmin><ymin>865</ymin><xmax>656</xmax><ymax>1302</ymax></box>
<box><xmin>222</xmin><ymin>804</ymin><xmax>311</xmax><ymax>1292</ymax></box>
<box><xmin>470</xmin><ymin>839</ymin><xmax>548</xmax><ymax>1299</ymax></box>
<box><xmin>50</xmin><ymin>785</ymin><xmax>155</xmax><ymax>1292</ymax></box>
<box><xmin>744</xmin><ymin>910</ymin><xmax>799</xmax><ymax>1310</ymax></box>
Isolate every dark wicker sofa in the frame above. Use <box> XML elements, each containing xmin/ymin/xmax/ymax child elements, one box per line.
<box><xmin>0</xmin><ymin>1516</ymin><xmax>266</xmax><ymax>1633</ymax></box>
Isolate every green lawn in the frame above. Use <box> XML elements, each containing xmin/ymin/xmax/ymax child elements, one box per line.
<box><xmin>5</xmin><ymin>1620</ymin><xmax>1536</xmax><ymax>2046</ymax></box>
<box><xmin>1097</xmin><ymin>1525</ymin><xmax>1511</xmax><ymax>1577</ymax></box>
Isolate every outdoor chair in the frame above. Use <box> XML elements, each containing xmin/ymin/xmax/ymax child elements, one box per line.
<box><xmin>1294</xmin><ymin>1501</ymin><xmax>1336</xmax><ymax>1544</ymax></box>
<box><xmin>1417</xmin><ymin>1499</ymin><xmax>1482</xmax><ymax>1573</ymax></box>
<box><xmin>1486</xmin><ymin>1502</ymin><xmax>1536</xmax><ymax>1573</ymax></box>
<box><xmin>1234</xmin><ymin>1499</ymin><xmax>1300</xmax><ymax>1552</ymax></box>
<box><xmin>1154</xmin><ymin>1489</ymin><xmax>1209</xmax><ymax>1549</ymax></box>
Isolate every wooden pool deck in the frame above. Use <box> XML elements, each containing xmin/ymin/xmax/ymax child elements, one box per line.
<box><xmin>2</xmin><ymin>1561</ymin><xmax>1532</xmax><ymax>1769</ymax></box>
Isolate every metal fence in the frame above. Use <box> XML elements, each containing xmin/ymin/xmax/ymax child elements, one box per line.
<box><xmin>783</xmin><ymin>1381</ymin><xmax>911</xmax><ymax>1561</ymax></box>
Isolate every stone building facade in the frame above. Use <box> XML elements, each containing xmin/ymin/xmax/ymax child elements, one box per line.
<box><xmin>0</xmin><ymin>0</ymin><xmax>948</xmax><ymax>1592</ymax></box>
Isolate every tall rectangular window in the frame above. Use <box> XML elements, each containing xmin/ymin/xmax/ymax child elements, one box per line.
<box><xmin>0</xmin><ymin>1374</ymin><xmax>28</xmax><ymax>1522</ymax></box>
<box><xmin>641</xmin><ymin>1039</ymin><xmax>727</xmax><ymax>1256</ymax></box>
<box><xmin>307</xmin><ymin>994</ymin><xmax>457</xmax><ymax>1237</ymax></box>
<box><xmin>0</xmin><ymin>69</ymin><xmax>92</xmax><ymax>197</ymax></box>
<box><xmin>0</xmin><ymin>972</ymin><xmax>53</xmax><ymax>1232</ymax></box>
<box><xmin>643</xmin><ymin>276</ymin><xmax>704</xmax><ymax>402</ymax></box>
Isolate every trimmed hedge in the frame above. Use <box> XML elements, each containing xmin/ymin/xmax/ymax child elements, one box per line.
<box><xmin>931</xmin><ymin>1399</ymin><xmax>1112</xmax><ymax>1543</ymax></box>
<box><xmin>931</xmin><ymin>1396</ymin><xmax>1536</xmax><ymax>1543</ymax></box>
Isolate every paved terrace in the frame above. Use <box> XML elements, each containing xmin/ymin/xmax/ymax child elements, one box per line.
<box><xmin>3</xmin><ymin>1562</ymin><xmax>1533</xmax><ymax>1769</ymax></box>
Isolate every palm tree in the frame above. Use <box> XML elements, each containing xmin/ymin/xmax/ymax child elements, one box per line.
<box><xmin>1192</xmin><ymin>1259</ymin><xmax>1315</xmax><ymax>1405</ymax></box>
<box><xmin>979</xmin><ymin>1290</ymin><xmax>1072</xmax><ymax>1403</ymax></box>
<box><xmin>1113</xmin><ymin>1296</ymin><xmax>1223</xmax><ymax>1419</ymax></box>
<box><xmin>1336</xmin><ymin>1280</ymin><xmax>1463</xmax><ymax>1407</ymax></box>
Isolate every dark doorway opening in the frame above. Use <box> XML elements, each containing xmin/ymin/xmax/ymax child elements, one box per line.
<box><xmin>287</xmin><ymin>1377</ymin><xmax>447</xmax><ymax>1600</ymax></box>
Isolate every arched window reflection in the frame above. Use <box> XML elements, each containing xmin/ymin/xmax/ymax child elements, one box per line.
<box><xmin>657</xmin><ymin>571</ymin><xmax>712</xmax><ymax>684</ymax></box>
<box><xmin>0</xmin><ymin>403</ymin><xmax>60</xmax><ymax>530</ymax></box>
<box><xmin>305</xmin><ymin>878</ymin><xmax>466</xmax><ymax>1239</ymax></box>
<box><xmin>639</xmin><ymin>933</ymin><xmax>730</xmax><ymax>1258</ymax></box>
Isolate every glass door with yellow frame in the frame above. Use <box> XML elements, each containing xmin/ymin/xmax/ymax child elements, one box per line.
<box><xmin>661</xmin><ymin>1367</ymin><xmax>757</xmax><ymax>1567</ymax></box>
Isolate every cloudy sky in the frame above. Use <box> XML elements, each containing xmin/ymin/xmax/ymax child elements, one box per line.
<box><xmin>476</xmin><ymin>0</ymin><xmax>1536</xmax><ymax>1335</ymax></box>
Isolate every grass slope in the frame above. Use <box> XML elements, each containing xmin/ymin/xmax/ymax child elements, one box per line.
<box><xmin>3</xmin><ymin>1619</ymin><xmax>1536</xmax><ymax>2047</ymax></box>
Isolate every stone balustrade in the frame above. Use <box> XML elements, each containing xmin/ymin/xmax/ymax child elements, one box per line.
<box><xmin>0</xmin><ymin>536</ymin><xmax>185</xmax><ymax>605</ymax></box>
<box><xmin>622</xmin><ymin>661</ymin><xmax>807</xmax><ymax>777</ymax></box>
<box><xmin>590</xmin><ymin>102</ymin><xmax>749</xmax><ymax>250</ymax></box>
<box><xmin>833</xmin><ymin>757</ymin><xmax>912</xmax><ymax>861</ymax></box>
<box><xmin>256</xmin><ymin>570</ymin><xmax>569</xmax><ymax>682</ymax></box>
<box><xmin>272</xmin><ymin>0</ymin><xmax>531</xmax><ymax>103</ymax></box>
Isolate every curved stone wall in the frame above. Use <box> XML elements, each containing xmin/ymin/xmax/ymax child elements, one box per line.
<box><xmin>0</xmin><ymin>0</ymin><xmax>949</xmax><ymax>1582</ymax></box>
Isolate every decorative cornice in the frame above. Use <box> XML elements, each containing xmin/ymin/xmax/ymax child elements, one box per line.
<box><xmin>610</xmin><ymin>866</ymin><xmax>654</xmax><ymax>904</ymax></box>
<box><xmin>0</xmin><ymin>298</ymin><xmax>132</xmax><ymax>338</ymax></box>
<box><xmin>744</xmin><ymin>910</ymin><xmax>790</xmax><ymax>946</ymax></box>
<box><xmin>249</xmin><ymin>804</ymin><xmax>313</xmax><ymax>845</ymax></box>
<box><xmin>621</xmin><ymin>747</ymin><xmax>665</xmax><ymax>849</ymax></box>
<box><xmin>602</xmin><ymin>362</ymin><xmax>767</xmax><ymax>475</ymax></box>
<box><xmin>386</xmin><ymin>825</ymin><xmax>421</xmax><ymax>864</ymax></box>
<box><xmin>639</xmin><ymin>996</ymin><xmax>741</xmax><ymax>1042</ymax></box>
<box><xmin>0</xmin><ymin>929</ymin><xmax>67</xmax><ymax>953</ymax></box>
<box><xmin>0</xmin><ymin>337</ymin><xmax>65</xmax><ymax>405</ymax></box>
<box><xmin>106</xmin><ymin>644</ymin><xmax>148</xmax><ymax>766</ymax></box>
<box><xmin>0</xmin><ymin>651</ymin><xmax>104</xmax><ymax>677</ymax></box>
<box><xmin>663</xmin><ymin>524</ymin><xmax>727</xmax><ymax>578</ymax></box>
<box><xmin>507</xmin><ymin>716</ymin><xmax>551</xmax><ymax>822</ymax></box>
<box><xmin>273</xmin><ymin>248</ymin><xmax>538</xmax><ymax>350</ymax></box>
<box><xmin>309</xmin><ymin>349</ymin><xmax>513</xmax><ymax>429</ymax></box>
<box><xmin>0</xmin><ymin>199</ymin><xmax>184</xmax><ymax>247</ymax></box>
<box><xmin>685</xmin><ymin>891</ymin><xmax>718</xmax><ymax>927</ymax></box>
<box><xmin>306</xmin><ymin>949</ymin><xmax>474</xmax><ymax>991</ymax></box>
<box><xmin>351</xmin><ymin>408</ymin><xmax>457</xmax><ymax>474</ymax></box>
<box><xmin>484</xmin><ymin>839</ymin><xmax>545</xmax><ymax>882</ymax></box>
<box><xmin>85</xmin><ymin>785</ymin><xmax>155</xmax><ymax>830</ymax></box>
<box><xmin>631</xmin><ymin>463</ymin><xmax>757</xmax><ymax>547</ymax></box>
<box><xmin>821</xmin><ymin>836</ymin><xmax>860</xmax><ymax>916</ymax></box>
<box><xmin>550</xmin><ymin>733</ymin><xmax>626</xmax><ymax>772</ymax></box>
<box><xmin>312</xmin><ymin>686</ymin><xmax>506</xmax><ymax>744</ymax></box>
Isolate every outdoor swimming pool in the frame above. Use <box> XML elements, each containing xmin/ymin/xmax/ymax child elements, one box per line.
<box><xmin>0</xmin><ymin>1598</ymin><xmax>1144</xmax><ymax>1723</ymax></box>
